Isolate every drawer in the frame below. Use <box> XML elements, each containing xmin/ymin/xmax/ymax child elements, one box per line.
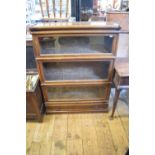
<box><xmin>120</xmin><ymin>77</ymin><xmax>129</xmax><ymax>85</ymax></box>
<box><xmin>36</xmin><ymin>35</ymin><xmax>117</xmax><ymax>56</ymax></box>
<box><xmin>113</xmin><ymin>72</ymin><xmax>129</xmax><ymax>88</ymax></box>
<box><xmin>41</xmin><ymin>61</ymin><xmax>113</xmax><ymax>81</ymax></box>
<box><xmin>42</xmin><ymin>84</ymin><xmax>110</xmax><ymax>102</ymax></box>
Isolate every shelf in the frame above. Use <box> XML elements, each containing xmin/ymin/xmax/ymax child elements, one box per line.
<box><xmin>36</xmin><ymin>54</ymin><xmax>115</xmax><ymax>62</ymax></box>
<box><xmin>42</xmin><ymin>80</ymin><xmax>111</xmax><ymax>86</ymax></box>
<box><xmin>45</xmin><ymin>99</ymin><xmax>107</xmax><ymax>104</ymax></box>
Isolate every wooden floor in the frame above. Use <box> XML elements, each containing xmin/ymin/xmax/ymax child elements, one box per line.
<box><xmin>26</xmin><ymin>95</ymin><xmax>129</xmax><ymax>155</ymax></box>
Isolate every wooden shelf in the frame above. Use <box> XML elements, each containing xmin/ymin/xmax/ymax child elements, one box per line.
<box><xmin>36</xmin><ymin>54</ymin><xmax>115</xmax><ymax>62</ymax></box>
<box><xmin>42</xmin><ymin>80</ymin><xmax>111</xmax><ymax>86</ymax></box>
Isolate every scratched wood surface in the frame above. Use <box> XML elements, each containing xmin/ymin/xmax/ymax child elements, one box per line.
<box><xmin>27</xmin><ymin>98</ymin><xmax>129</xmax><ymax>155</ymax></box>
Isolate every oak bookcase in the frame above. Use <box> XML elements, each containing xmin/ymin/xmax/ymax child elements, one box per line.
<box><xmin>30</xmin><ymin>22</ymin><xmax>120</xmax><ymax>113</ymax></box>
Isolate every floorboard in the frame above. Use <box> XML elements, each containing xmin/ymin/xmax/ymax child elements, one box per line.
<box><xmin>27</xmin><ymin>97</ymin><xmax>129</xmax><ymax>155</ymax></box>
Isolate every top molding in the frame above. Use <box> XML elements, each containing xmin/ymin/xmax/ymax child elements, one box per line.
<box><xmin>29</xmin><ymin>21</ymin><xmax>121</xmax><ymax>33</ymax></box>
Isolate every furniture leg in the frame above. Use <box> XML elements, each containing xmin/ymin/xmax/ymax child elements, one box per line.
<box><xmin>111</xmin><ymin>88</ymin><xmax>121</xmax><ymax>118</ymax></box>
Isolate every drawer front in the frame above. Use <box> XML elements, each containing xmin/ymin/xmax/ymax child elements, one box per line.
<box><xmin>36</xmin><ymin>35</ymin><xmax>117</xmax><ymax>56</ymax></box>
<box><xmin>113</xmin><ymin>72</ymin><xmax>129</xmax><ymax>88</ymax></box>
<box><xmin>42</xmin><ymin>84</ymin><xmax>110</xmax><ymax>102</ymax></box>
<box><xmin>41</xmin><ymin>61</ymin><xmax>113</xmax><ymax>81</ymax></box>
<box><xmin>120</xmin><ymin>77</ymin><xmax>129</xmax><ymax>86</ymax></box>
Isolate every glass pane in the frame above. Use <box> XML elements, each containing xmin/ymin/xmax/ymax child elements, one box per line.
<box><xmin>39</xmin><ymin>36</ymin><xmax>113</xmax><ymax>54</ymax></box>
<box><xmin>47</xmin><ymin>86</ymin><xmax>106</xmax><ymax>100</ymax></box>
<box><xmin>43</xmin><ymin>61</ymin><xmax>110</xmax><ymax>81</ymax></box>
<box><xmin>26</xmin><ymin>46</ymin><xmax>37</xmax><ymax>69</ymax></box>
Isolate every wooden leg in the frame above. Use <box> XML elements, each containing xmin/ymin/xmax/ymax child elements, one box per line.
<box><xmin>111</xmin><ymin>88</ymin><xmax>121</xmax><ymax>118</ymax></box>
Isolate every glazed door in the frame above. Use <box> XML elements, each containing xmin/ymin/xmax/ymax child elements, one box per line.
<box><xmin>36</xmin><ymin>34</ymin><xmax>117</xmax><ymax>56</ymax></box>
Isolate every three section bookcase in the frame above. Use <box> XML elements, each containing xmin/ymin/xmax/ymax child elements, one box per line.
<box><xmin>30</xmin><ymin>22</ymin><xmax>120</xmax><ymax>113</ymax></box>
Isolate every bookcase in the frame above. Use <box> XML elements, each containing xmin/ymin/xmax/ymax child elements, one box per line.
<box><xmin>30</xmin><ymin>22</ymin><xmax>120</xmax><ymax>113</ymax></box>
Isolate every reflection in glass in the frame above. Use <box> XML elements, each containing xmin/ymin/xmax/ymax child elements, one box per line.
<box><xmin>43</xmin><ymin>61</ymin><xmax>110</xmax><ymax>81</ymax></box>
<box><xmin>48</xmin><ymin>86</ymin><xmax>106</xmax><ymax>100</ymax></box>
<box><xmin>39</xmin><ymin>36</ymin><xmax>113</xmax><ymax>54</ymax></box>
